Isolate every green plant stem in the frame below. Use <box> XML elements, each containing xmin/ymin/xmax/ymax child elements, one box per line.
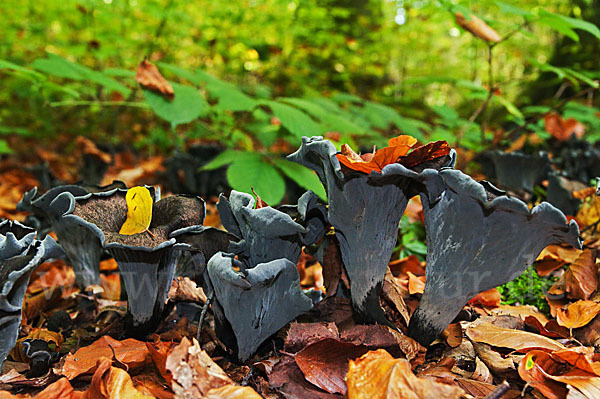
<box><xmin>49</xmin><ymin>100</ymin><xmax>150</xmax><ymax>108</ymax></box>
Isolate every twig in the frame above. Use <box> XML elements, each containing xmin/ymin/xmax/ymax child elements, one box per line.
<box><xmin>197</xmin><ymin>290</ymin><xmax>214</xmax><ymax>342</ymax></box>
<box><xmin>49</xmin><ymin>100</ymin><xmax>150</xmax><ymax>108</ymax></box>
<box><xmin>483</xmin><ymin>381</ymin><xmax>510</xmax><ymax>399</ymax></box>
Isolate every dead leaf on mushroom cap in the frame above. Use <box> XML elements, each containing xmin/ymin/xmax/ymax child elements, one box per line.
<box><xmin>556</xmin><ymin>300</ymin><xmax>600</xmax><ymax>330</ymax></box>
<box><xmin>136</xmin><ymin>59</ymin><xmax>174</xmax><ymax>99</ymax></box>
<box><xmin>346</xmin><ymin>349</ymin><xmax>464</xmax><ymax>399</ymax></box>
<box><xmin>335</xmin><ymin>135</ymin><xmax>451</xmax><ymax>174</ymax></box>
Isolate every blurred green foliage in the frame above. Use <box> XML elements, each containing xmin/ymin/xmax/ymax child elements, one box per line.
<box><xmin>0</xmin><ymin>0</ymin><xmax>599</xmax><ymax>203</ymax></box>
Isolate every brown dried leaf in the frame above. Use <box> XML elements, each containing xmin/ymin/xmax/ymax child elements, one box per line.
<box><xmin>564</xmin><ymin>250</ymin><xmax>598</xmax><ymax>300</ymax></box>
<box><xmin>346</xmin><ymin>349</ymin><xmax>464</xmax><ymax>399</ymax></box>
<box><xmin>295</xmin><ymin>339</ymin><xmax>368</xmax><ymax>395</ymax></box>
<box><xmin>465</xmin><ymin>322</ymin><xmax>565</xmax><ymax>352</ymax></box>
<box><xmin>61</xmin><ymin>336</ymin><xmax>151</xmax><ymax>379</ymax></box>
<box><xmin>407</xmin><ymin>271</ymin><xmax>425</xmax><ymax>295</ymax></box>
<box><xmin>455</xmin><ymin>12</ymin><xmax>501</xmax><ymax>42</ymax></box>
<box><xmin>165</xmin><ymin>337</ymin><xmax>259</xmax><ymax>399</ymax></box>
<box><xmin>468</xmin><ymin>288</ymin><xmax>501</xmax><ymax>308</ymax></box>
<box><xmin>441</xmin><ymin>323</ymin><xmax>463</xmax><ymax>348</ymax></box>
<box><xmin>136</xmin><ymin>59</ymin><xmax>174</xmax><ymax>99</ymax></box>
<box><xmin>544</xmin><ymin>113</ymin><xmax>585</xmax><ymax>141</ymax></box>
<box><xmin>556</xmin><ymin>300</ymin><xmax>600</xmax><ymax>330</ymax></box>
<box><xmin>168</xmin><ymin>277</ymin><xmax>207</xmax><ymax>304</ymax></box>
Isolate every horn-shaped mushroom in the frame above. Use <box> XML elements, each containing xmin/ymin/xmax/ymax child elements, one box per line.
<box><xmin>407</xmin><ymin>169</ymin><xmax>582</xmax><ymax>346</ymax></box>
<box><xmin>16</xmin><ymin>181</ymin><xmax>126</xmax><ymax>289</ymax></box>
<box><xmin>287</xmin><ymin>136</ymin><xmax>453</xmax><ymax>325</ymax></box>
<box><xmin>0</xmin><ymin>222</ymin><xmax>62</xmax><ymax>368</ymax></box>
<box><xmin>207</xmin><ymin>190</ymin><xmax>322</xmax><ymax>361</ymax></box>
<box><xmin>54</xmin><ymin>188</ymin><xmax>205</xmax><ymax>334</ymax></box>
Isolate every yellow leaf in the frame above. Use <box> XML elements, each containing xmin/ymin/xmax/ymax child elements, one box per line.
<box><xmin>119</xmin><ymin>186</ymin><xmax>153</xmax><ymax>235</ymax></box>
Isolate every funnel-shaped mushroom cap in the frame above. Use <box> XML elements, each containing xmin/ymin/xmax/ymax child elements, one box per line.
<box><xmin>486</xmin><ymin>151</ymin><xmax>550</xmax><ymax>192</ymax></box>
<box><xmin>217</xmin><ymin>190</ymin><xmax>307</xmax><ymax>267</ymax></box>
<box><xmin>174</xmin><ymin>226</ymin><xmax>238</xmax><ymax>282</ymax></box>
<box><xmin>16</xmin><ymin>182</ymin><xmax>126</xmax><ymax>289</ymax></box>
<box><xmin>0</xmin><ymin>232</ymin><xmax>61</xmax><ymax>369</ymax></box>
<box><xmin>408</xmin><ymin>170</ymin><xmax>582</xmax><ymax>346</ymax></box>
<box><xmin>58</xmin><ymin>188</ymin><xmax>205</xmax><ymax>333</ymax></box>
<box><xmin>207</xmin><ymin>252</ymin><xmax>313</xmax><ymax>361</ymax></box>
<box><xmin>287</xmin><ymin>136</ymin><xmax>454</xmax><ymax>325</ymax></box>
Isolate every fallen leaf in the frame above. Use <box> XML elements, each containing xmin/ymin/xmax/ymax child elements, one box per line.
<box><xmin>465</xmin><ymin>322</ymin><xmax>565</xmax><ymax>352</ymax></box>
<box><xmin>382</xmin><ymin>270</ymin><xmax>410</xmax><ymax>326</ymax></box>
<box><xmin>455</xmin><ymin>12</ymin><xmax>501</xmax><ymax>43</ymax></box>
<box><xmin>520</xmin><ymin>350</ymin><xmax>600</xmax><ymax>399</ymax></box>
<box><xmin>537</xmin><ymin>245</ymin><xmax>583</xmax><ymax>265</ymax></box>
<box><xmin>346</xmin><ymin>349</ymin><xmax>464</xmax><ymax>399</ymax></box>
<box><xmin>389</xmin><ymin>254</ymin><xmax>425</xmax><ymax>278</ymax></box>
<box><xmin>573</xmin><ymin>187</ymin><xmax>596</xmax><ymax>200</ymax></box>
<box><xmin>204</xmin><ymin>385</ymin><xmax>263</xmax><ymax>399</ymax></box>
<box><xmin>168</xmin><ymin>277</ymin><xmax>207</xmax><ymax>304</ymax></box>
<box><xmin>553</xmin><ymin>347</ymin><xmax>600</xmax><ymax>376</ymax></box>
<box><xmin>396</xmin><ymin>140</ymin><xmax>451</xmax><ymax>169</ymax></box>
<box><xmin>524</xmin><ymin>316</ymin><xmax>569</xmax><ymax>339</ymax></box>
<box><xmin>295</xmin><ymin>339</ymin><xmax>368</xmax><ymax>395</ymax></box>
<box><xmin>75</xmin><ymin>136</ymin><xmax>112</xmax><ymax>164</ymax></box>
<box><xmin>336</xmin><ymin>135</ymin><xmax>417</xmax><ymax>174</ymax></box>
<box><xmin>407</xmin><ymin>271</ymin><xmax>425</xmax><ymax>295</ymax></box>
<box><xmin>136</xmin><ymin>59</ymin><xmax>174</xmax><ymax>99</ymax></box>
<box><xmin>284</xmin><ymin>322</ymin><xmax>340</xmax><ymax>353</ymax></box>
<box><xmin>556</xmin><ymin>300</ymin><xmax>600</xmax><ymax>330</ymax></box>
<box><xmin>87</xmin><ymin>357</ymin><xmax>154</xmax><ymax>398</ymax></box>
<box><xmin>147</xmin><ymin>340</ymin><xmax>178</xmax><ymax>384</ymax></box>
<box><xmin>165</xmin><ymin>337</ymin><xmax>260</xmax><ymax>399</ymax></box>
<box><xmin>564</xmin><ymin>250</ymin><xmax>598</xmax><ymax>300</ymax></box>
<box><xmin>100</xmin><ymin>273</ymin><xmax>121</xmax><ymax>301</ymax></box>
<box><xmin>61</xmin><ymin>336</ymin><xmax>151</xmax><ymax>379</ymax></box>
<box><xmin>268</xmin><ymin>355</ymin><xmax>341</xmax><ymax>399</ymax></box>
<box><xmin>119</xmin><ymin>186</ymin><xmax>153</xmax><ymax>235</ymax></box>
<box><xmin>468</xmin><ymin>288</ymin><xmax>501</xmax><ymax>308</ymax></box>
<box><xmin>490</xmin><ymin>304</ymin><xmax>549</xmax><ymax>324</ymax></box>
<box><xmin>544</xmin><ymin>113</ymin><xmax>585</xmax><ymax>141</ymax></box>
<box><xmin>441</xmin><ymin>323</ymin><xmax>463</xmax><ymax>348</ymax></box>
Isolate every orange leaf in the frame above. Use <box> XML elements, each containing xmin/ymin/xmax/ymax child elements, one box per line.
<box><xmin>87</xmin><ymin>358</ymin><xmax>154</xmax><ymax>398</ymax></box>
<box><xmin>61</xmin><ymin>336</ymin><xmax>151</xmax><ymax>379</ymax></box>
<box><xmin>346</xmin><ymin>349</ymin><xmax>464</xmax><ymax>399</ymax></box>
<box><xmin>468</xmin><ymin>288</ymin><xmax>501</xmax><ymax>308</ymax></box>
<box><xmin>336</xmin><ymin>135</ymin><xmax>417</xmax><ymax>173</ymax></box>
<box><xmin>556</xmin><ymin>300</ymin><xmax>600</xmax><ymax>330</ymax></box>
<box><xmin>100</xmin><ymin>273</ymin><xmax>121</xmax><ymax>301</ymax></box>
<box><xmin>544</xmin><ymin>113</ymin><xmax>585</xmax><ymax>141</ymax></box>
<box><xmin>147</xmin><ymin>340</ymin><xmax>177</xmax><ymax>384</ymax></box>
<box><xmin>136</xmin><ymin>59</ymin><xmax>174</xmax><ymax>100</ymax></box>
<box><xmin>455</xmin><ymin>12</ymin><xmax>501</xmax><ymax>43</ymax></box>
<box><xmin>564</xmin><ymin>249</ymin><xmax>598</xmax><ymax>300</ymax></box>
<box><xmin>520</xmin><ymin>350</ymin><xmax>600</xmax><ymax>399</ymax></box>
<box><xmin>407</xmin><ymin>271</ymin><xmax>425</xmax><ymax>295</ymax></box>
<box><xmin>553</xmin><ymin>347</ymin><xmax>600</xmax><ymax>376</ymax></box>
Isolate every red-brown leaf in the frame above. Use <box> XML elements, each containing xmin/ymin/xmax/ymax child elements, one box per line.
<box><xmin>294</xmin><ymin>338</ymin><xmax>369</xmax><ymax>394</ymax></box>
<box><xmin>136</xmin><ymin>59</ymin><xmax>174</xmax><ymax>99</ymax></box>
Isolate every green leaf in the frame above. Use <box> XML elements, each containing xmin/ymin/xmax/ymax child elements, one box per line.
<box><xmin>0</xmin><ymin>139</ymin><xmax>13</xmax><ymax>154</ymax></box>
<box><xmin>537</xmin><ymin>11</ymin><xmax>580</xmax><ymax>41</ymax></box>
<box><xmin>103</xmin><ymin>68</ymin><xmax>136</xmax><ymax>78</ymax></box>
<box><xmin>0</xmin><ymin>126</ymin><xmax>33</xmax><ymax>136</ymax></box>
<box><xmin>563</xmin><ymin>68</ymin><xmax>599</xmax><ymax>88</ymax></box>
<box><xmin>31</xmin><ymin>53</ymin><xmax>131</xmax><ymax>96</ymax></box>
<box><xmin>280</xmin><ymin>97</ymin><xmax>367</xmax><ymax>136</ymax></box>
<box><xmin>200</xmin><ymin>149</ymin><xmax>259</xmax><ymax>171</ymax></box>
<box><xmin>540</xmin><ymin>10</ymin><xmax>600</xmax><ymax>40</ymax></box>
<box><xmin>431</xmin><ymin>105</ymin><xmax>459</xmax><ymax>122</ymax></box>
<box><xmin>495</xmin><ymin>1</ymin><xmax>533</xmax><ymax>18</ymax></box>
<box><xmin>144</xmin><ymin>83</ymin><xmax>208</xmax><ymax>127</ymax></box>
<box><xmin>159</xmin><ymin>64</ymin><xmax>256</xmax><ymax>111</ymax></box>
<box><xmin>0</xmin><ymin>59</ymin><xmax>45</xmax><ymax>79</ymax></box>
<box><xmin>332</xmin><ymin>92</ymin><xmax>363</xmax><ymax>103</ymax></box>
<box><xmin>227</xmin><ymin>156</ymin><xmax>286</xmax><ymax>205</ymax></box>
<box><xmin>495</xmin><ymin>96</ymin><xmax>524</xmax><ymax>120</ymax></box>
<box><xmin>272</xmin><ymin>158</ymin><xmax>326</xmax><ymax>201</ymax></box>
<box><xmin>263</xmin><ymin>100</ymin><xmax>323</xmax><ymax>138</ymax></box>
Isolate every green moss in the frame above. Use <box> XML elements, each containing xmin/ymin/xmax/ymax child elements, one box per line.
<box><xmin>496</xmin><ymin>265</ymin><xmax>557</xmax><ymax>315</ymax></box>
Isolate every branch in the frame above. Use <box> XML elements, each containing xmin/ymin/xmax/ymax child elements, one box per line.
<box><xmin>49</xmin><ymin>100</ymin><xmax>150</xmax><ymax>108</ymax></box>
